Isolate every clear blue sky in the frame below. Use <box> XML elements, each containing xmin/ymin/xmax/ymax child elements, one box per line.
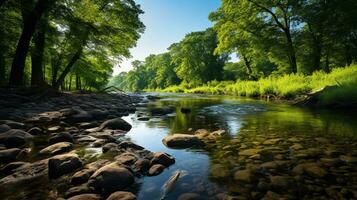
<box><xmin>113</xmin><ymin>0</ymin><xmax>221</xmax><ymax>75</ymax></box>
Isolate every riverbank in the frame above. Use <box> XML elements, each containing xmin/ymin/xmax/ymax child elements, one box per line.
<box><xmin>0</xmin><ymin>91</ymin><xmax>176</xmax><ymax>199</ymax></box>
<box><xmin>153</xmin><ymin>66</ymin><xmax>357</xmax><ymax>108</ymax></box>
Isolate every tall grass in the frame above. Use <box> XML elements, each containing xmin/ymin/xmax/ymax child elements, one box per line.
<box><xmin>156</xmin><ymin>66</ymin><xmax>357</xmax><ymax>104</ymax></box>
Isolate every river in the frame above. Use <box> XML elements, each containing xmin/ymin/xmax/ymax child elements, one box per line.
<box><xmin>124</xmin><ymin>93</ymin><xmax>357</xmax><ymax>199</ymax></box>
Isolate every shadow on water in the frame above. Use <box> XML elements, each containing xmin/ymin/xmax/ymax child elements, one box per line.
<box><xmin>126</xmin><ymin>93</ymin><xmax>357</xmax><ymax>199</ymax></box>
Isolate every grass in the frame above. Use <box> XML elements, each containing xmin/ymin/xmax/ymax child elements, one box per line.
<box><xmin>154</xmin><ymin>65</ymin><xmax>357</xmax><ymax>106</ymax></box>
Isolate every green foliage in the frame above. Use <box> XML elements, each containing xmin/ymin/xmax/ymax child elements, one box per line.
<box><xmin>155</xmin><ymin>66</ymin><xmax>357</xmax><ymax>103</ymax></box>
<box><xmin>0</xmin><ymin>0</ymin><xmax>144</xmax><ymax>90</ymax></box>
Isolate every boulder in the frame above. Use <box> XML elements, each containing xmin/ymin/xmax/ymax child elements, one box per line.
<box><xmin>106</xmin><ymin>191</ymin><xmax>136</xmax><ymax>200</ymax></box>
<box><xmin>49</xmin><ymin>132</ymin><xmax>74</xmax><ymax>144</ymax></box>
<box><xmin>39</xmin><ymin>142</ymin><xmax>73</xmax><ymax>155</ymax></box>
<box><xmin>27</xmin><ymin>127</ymin><xmax>43</xmax><ymax>135</ymax></box>
<box><xmin>100</xmin><ymin>118</ymin><xmax>132</xmax><ymax>131</ymax></box>
<box><xmin>118</xmin><ymin>141</ymin><xmax>144</xmax><ymax>150</ymax></box>
<box><xmin>65</xmin><ymin>184</ymin><xmax>96</xmax><ymax>198</ymax></box>
<box><xmin>0</xmin><ymin>148</ymin><xmax>26</xmax><ymax>163</ymax></box>
<box><xmin>0</xmin><ymin>161</ymin><xmax>28</xmax><ymax>175</ymax></box>
<box><xmin>234</xmin><ymin>169</ymin><xmax>253</xmax><ymax>183</ymax></box>
<box><xmin>133</xmin><ymin>159</ymin><xmax>150</xmax><ymax>172</ymax></box>
<box><xmin>162</xmin><ymin>134</ymin><xmax>203</xmax><ymax>148</ymax></box>
<box><xmin>115</xmin><ymin>153</ymin><xmax>138</xmax><ymax>165</ymax></box>
<box><xmin>71</xmin><ymin>168</ymin><xmax>96</xmax><ymax>185</ymax></box>
<box><xmin>68</xmin><ymin>194</ymin><xmax>101</xmax><ymax>200</ymax></box>
<box><xmin>0</xmin><ymin>120</ymin><xmax>25</xmax><ymax>129</ymax></box>
<box><xmin>150</xmin><ymin>152</ymin><xmax>175</xmax><ymax>167</ymax></box>
<box><xmin>148</xmin><ymin>164</ymin><xmax>165</xmax><ymax>176</ymax></box>
<box><xmin>292</xmin><ymin>163</ymin><xmax>326</xmax><ymax>178</ymax></box>
<box><xmin>0</xmin><ymin>124</ymin><xmax>11</xmax><ymax>133</ymax></box>
<box><xmin>0</xmin><ymin>159</ymin><xmax>48</xmax><ymax>187</ymax></box>
<box><xmin>102</xmin><ymin>143</ymin><xmax>118</xmax><ymax>153</ymax></box>
<box><xmin>0</xmin><ymin>129</ymin><xmax>34</xmax><ymax>148</ymax></box>
<box><xmin>88</xmin><ymin>162</ymin><xmax>134</xmax><ymax>195</ymax></box>
<box><xmin>48</xmin><ymin>153</ymin><xmax>82</xmax><ymax>178</ymax></box>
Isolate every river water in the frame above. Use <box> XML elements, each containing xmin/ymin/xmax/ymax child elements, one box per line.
<box><xmin>124</xmin><ymin>93</ymin><xmax>357</xmax><ymax>200</ymax></box>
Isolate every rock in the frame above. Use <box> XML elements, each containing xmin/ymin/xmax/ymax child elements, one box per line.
<box><xmin>118</xmin><ymin>141</ymin><xmax>144</xmax><ymax>150</ymax></box>
<box><xmin>260</xmin><ymin>161</ymin><xmax>288</xmax><ymax>169</ymax></box>
<box><xmin>150</xmin><ymin>152</ymin><xmax>175</xmax><ymax>167</ymax></box>
<box><xmin>263</xmin><ymin>138</ymin><xmax>281</xmax><ymax>145</ymax></box>
<box><xmin>71</xmin><ymin>168</ymin><xmax>96</xmax><ymax>185</ymax></box>
<box><xmin>162</xmin><ymin>134</ymin><xmax>203</xmax><ymax>148</ymax></box>
<box><xmin>68</xmin><ymin>194</ymin><xmax>101</xmax><ymax>200</ymax></box>
<box><xmin>0</xmin><ymin>159</ymin><xmax>48</xmax><ymax>186</ymax></box>
<box><xmin>133</xmin><ymin>159</ymin><xmax>150</xmax><ymax>172</ymax></box>
<box><xmin>78</xmin><ymin>122</ymin><xmax>99</xmax><ymax>129</ymax></box>
<box><xmin>106</xmin><ymin>191</ymin><xmax>136</xmax><ymax>200</ymax></box>
<box><xmin>181</xmin><ymin>107</ymin><xmax>191</xmax><ymax>113</ymax></box>
<box><xmin>49</xmin><ymin>132</ymin><xmax>74</xmax><ymax>144</ymax></box>
<box><xmin>0</xmin><ymin>120</ymin><xmax>25</xmax><ymax>129</ymax></box>
<box><xmin>0</xmin><ymin>148</ymin><xmax>26</xmax><ymax>163</ymax></box>
<box><xmin>290</xmin><ymin>143</ymin><xmax>303</xmax><ymax>150</ymax></box>
<box><xmin>292</xmin><ymin>163</ymin><xmax>327</xmax><ymax>178</ymax></box>
<box><xmin>0</xmin><ymin>124</ymin><xmax>11</xmax><ymax>133</ymax></box>
<box><xmin>150</xmin><ymin>107</ymin><xmax>174</xmax><ymax>115</ymax></box>
<box><xmin>88</xmin><ymin>162</ymin><xmax>134</xmax><ymax>195</ymax></box>
<box><xmin>210</xmin><ymin>164</ymin><xmax>229</xmax><ymax>179</ymax></box>
<box><xmin>115</xmin><ymin>153</ymin><xmax>138</xmax><ymax>165</ymax></box>
<box><xmin>239</xmin><ymin>149</ymin><xmax>260</xmax><ymax>157</ymax></box>
<box><xmin>137</xmin><ymin>116</ymin><xmax>150</xmax><ymax>121</ymax></box>
<box><xmin>102</xmin><ymin>143</ymin><xmax>118</xmax><ymax>153</ymax></box>
<box><xmin>209</xmin><ymin>129</ymin><xmax>226</xmax><ymax>137</ymax></box>
<box><xmin>65</xmin><ymin>184</ymin><xmax>95</xmax><ymax>198</ymax></box>
<box><xmin>39</xmin><ymin>142</ymin><xmax>73</xmax><ymax>155</ymax></box>
<box><xmin>194</xmin><ymin>129</ymin><xmax>210</xmax><ymax>138</ymax></box>
<box><xmin>48</xmin><ymin>153</ymin><xmax>82</xmax><ymax>178</ymax></box>
<box><xmin>177</xmin><ymin>193</ymin><xmax>205</xmax><ymax>200</ymax></box>
<box><xmin>339</xmin><ymin>155</ymin><xmax>357</xmax><ymax>164</ymax></box>
<box><xmin>269</xmin><ymin>176</ymin><xmax>296</xmax><ymax>189</ymax></box>
<box><xmin>0</xmin><ymin>129</ymin><xmax>34</xmax><ymax>148</ymax></box>
<box><xmin>148</xmin><ymin>164</ymin><xmax>165</xmax><ymax>176</ymax></box>
<box><xmin>27</xmin><ymin>127</ymin><xmax>43</xmax><ymax>135</ymax></box>
<box><xmin>234</xmin><ymin>169</ymin><xmax>253</xmax><ymax>183</ymax></box>
<box><xmin>48</xmin><ymin>126</ymin><xmax>64</xmax><ymax>132</ymax></box>
<box><xmin>100</xmin><ymin>118</ymin><xmax>132</xmax><ymax>131</ymax></box>
<box><xmin>0</xmin><ymin>161</ymin><xmax>28</xmax><ymax>175</ymax></box>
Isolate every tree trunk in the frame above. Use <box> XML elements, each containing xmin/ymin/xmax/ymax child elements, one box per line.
<box><xmin>31</xmin><ymin>16</ymin><xmax>48</xmax><ymax>87</ymax></box>
<box><xmin>0</xmin><ymin>49</ymin><xmax>5</xmax><ymax>86</ymax></box>
<box><xmin>68</xmin><ymin>74</ymin><xmax>72</xmax><ymax>90</ymax></box>
<box><xmin>284</xmin><ymin>29</ymin><xmax>297</xmax><ymax>73</ymax></box>
<box><xmin>312</xmin><ymin>36</ymin><xmax>322</xmax><ymax>72</ymax></box>
<box><xmin>53</xmin><ymin>47</ymin><xmax>83</xmax><ymax>90</ymax></box>
<box><xmin>242</xmin><ymin>55</ymin><xmax>257</xmax><ymax>80</ymax></box>
<box><xmin>9</xmin><ymin>0</ymin><xmax>53</xmax><ymax>86</ymax></box>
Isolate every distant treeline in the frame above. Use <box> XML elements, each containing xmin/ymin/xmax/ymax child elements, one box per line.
<box><xmin>110</xmin><ymin>0</ymin><xmax>357</xmax><ymax>92</ymax></box>
<box><xmin>0</xmin><ymin>0</ymin><xmax>144</xmax><ymax>90</ymax></box>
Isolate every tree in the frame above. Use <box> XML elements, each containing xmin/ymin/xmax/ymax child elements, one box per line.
<box><xmin>170</xmin><ymin>28</ymin><xmax>228</xmax><ymax>86</ymax></box>
<box><xmin>9</xmin><ymin>0</ymin><xmax>54</xmax><ymax>86</ymax></box>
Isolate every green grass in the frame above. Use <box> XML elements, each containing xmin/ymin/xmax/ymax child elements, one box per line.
<box><xmin>154</xmin><ymin>65</ymin><xmax>357</xmax><ymax>106</ymax></box>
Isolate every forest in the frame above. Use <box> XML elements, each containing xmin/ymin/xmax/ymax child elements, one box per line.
<box><xmin>109</xmin><ymin>0</ymin><xmax>357</xmax><ymax>104</ymax></box>
<box><xmin>0</xmin><ymin>0</ymin><xmax>144</xmax><ymax>90</ymax></box>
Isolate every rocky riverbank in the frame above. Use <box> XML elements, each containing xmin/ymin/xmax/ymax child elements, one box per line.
<box><xmin>0</xmin><ymin>92</ymin><xmax>175</xmax><ymax>200</ymax></box>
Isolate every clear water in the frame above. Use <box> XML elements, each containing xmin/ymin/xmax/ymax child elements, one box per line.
<box><xmin>123</xmin><ymin>93</ymin><xmax>357</xmax><ymax>199</ymax></box>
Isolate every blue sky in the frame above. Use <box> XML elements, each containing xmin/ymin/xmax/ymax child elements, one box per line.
<box><xmin>113</xmin><ymin>0</ymin><xmax>221</xmax><ymax>75</ymax></box>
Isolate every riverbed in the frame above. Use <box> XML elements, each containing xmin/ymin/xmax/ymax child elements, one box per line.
<box><xmin>126</xmin><ymin>93</ymin><xmax>357</xmax><ymax>199</ymax></box>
